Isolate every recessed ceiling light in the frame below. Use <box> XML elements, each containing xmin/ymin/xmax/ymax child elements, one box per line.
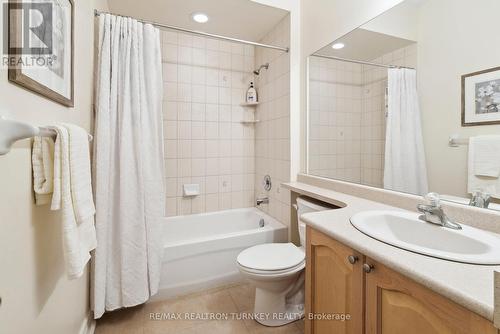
<box><xmin>331</xmin><ymin>43</ymin><xmax>345</xmax><ymax>50</ymax></box>
<box><xmin>191</xmin><ymin>12</ymin><xmax>209</xmax><ymax>23</ymax></box>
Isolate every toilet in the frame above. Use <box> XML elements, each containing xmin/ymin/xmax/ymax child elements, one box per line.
<box><xmin>237</xmin><ymin>197</ymin><xmax>333</xmax><ymax>327</ymax></box>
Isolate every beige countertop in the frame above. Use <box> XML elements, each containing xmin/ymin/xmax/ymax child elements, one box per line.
<box><xmin>283</xmin><ymin>181</ymin><xmax>500</xmax><ymax>323</ymax></box>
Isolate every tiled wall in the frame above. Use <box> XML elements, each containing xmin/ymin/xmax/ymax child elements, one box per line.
<box><xmin>360</xmin><ymin>43</ymin><xmax>417</xmax><ymax>187</ymax></box>
<box><xmin>308</xmin><ymin>57</ymin><xmax>363</xmax><ymax>183</ymax></box>
<box><xmin>254</xmin><ymin>15</ymin><xmax>292</xmax><ymax>226</ymax></box>
<box><xmin>308</xmin><ymin>43</ymin><xmax>417</xmax><ymax>188</ymax></box>
<box><xmin>161</xmin><ymin>31</ymin><xmax>257</xmax><ymax>216</ymax></box>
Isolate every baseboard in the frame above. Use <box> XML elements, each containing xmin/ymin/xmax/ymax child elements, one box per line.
<box><xmin>79</xmin><ymin>313</ymin><xmax>96</xmax><ymax>334</ymax></box>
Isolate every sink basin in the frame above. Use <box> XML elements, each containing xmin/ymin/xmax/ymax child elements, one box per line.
<box><xmin>350</xmin><ymin>210</ymin><xmax>500</xmax><ymax>265</ymax></box>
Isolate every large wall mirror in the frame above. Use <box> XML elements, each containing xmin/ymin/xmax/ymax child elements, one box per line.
<box><xmin>306</xmin><ymin>0</ymin><xmax>500</xmax><ymax>211</ymax></box>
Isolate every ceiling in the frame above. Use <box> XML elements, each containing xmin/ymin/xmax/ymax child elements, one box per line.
<box><xmin>107</xmin><ymin>0</ymin><xmax>289</xmax><ymax>42</ymax></box>
<box><xmin>314</xmin><ymin>28</ymin><xmax>416</xmax><ymax>62</ymax></box>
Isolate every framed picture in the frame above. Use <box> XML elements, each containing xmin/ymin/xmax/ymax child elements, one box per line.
<box><xmin>7</xmin><ymin>0</ymin><xmax>74</xmax><ymax>107</ymax></box>
<box><xmin>462</xmin><ymin>66</ymin><xmax>500</xmax><ymax>126</ymax></box>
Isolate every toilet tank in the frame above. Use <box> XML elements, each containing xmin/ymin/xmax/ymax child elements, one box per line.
<box><xmin>296</xmin><ymin>196</ymin><xmax>336</xmax><ymax>247</ymax></box>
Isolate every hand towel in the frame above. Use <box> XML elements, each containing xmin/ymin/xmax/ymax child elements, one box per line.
<box><xmin>468</xmin><ymin>136</ymin><xmax>500</xmax><ymax>199</ymax></box>
<box><xmin>471</xmin><ymin>135</ymin><xmax>500</xmax><ymax>178</ymax></box>
<box><xmin>51</xmin><ymin>124</ymin><xmax>97</xmax><ymax>279</ymax></box>
<box><xmin>32</xmin><ymin>136</ymin><xmax>55</xmax><ymax>205</ymax></box>
<box><xmin>65</xmin><ymin>123</ymin><xmax>96</xmax><ymax>223</ymax></box>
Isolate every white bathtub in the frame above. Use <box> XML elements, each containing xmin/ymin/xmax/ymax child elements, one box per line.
<box><xmin>151</xmin><ymin>208</ymin><xmax>288</xmax><ymax>301</ymax></box>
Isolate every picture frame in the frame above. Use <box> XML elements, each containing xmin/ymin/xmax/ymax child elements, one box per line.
<box><xmin>462</xmin><ymin>66</ymin><xmax>500</xmax><ymax>126</ymax></box>
<box><xmin>7</xmin><ymin>0</ymin><xmax>74</xmax><ymax>107</ymax></box>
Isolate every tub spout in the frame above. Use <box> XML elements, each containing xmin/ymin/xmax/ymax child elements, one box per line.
<box><xmin>256</xmin><ymin>197</ymin><xmax>269</xmax><ymax>206</ymax></box>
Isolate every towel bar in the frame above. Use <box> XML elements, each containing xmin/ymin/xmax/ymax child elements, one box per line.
<box><xmin>37</xmin><ymin>126</ymin><xmax>93</xmax><ymax>142</ymax></box>
<box><xmin>0</xmin><ymin>116</ymin><xmax>93</xmax><ymax>156</ymax></box>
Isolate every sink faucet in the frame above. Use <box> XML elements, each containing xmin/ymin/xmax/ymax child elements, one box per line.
<box><xmin>256</xmin><ymin>197</ymin><xmax>269</xmax><ymax>206</ymax></box>
<box><xmin>469</xmin><ymin>190</ymin><xmax>491</xmax><ymax>209</ymax></box>
<box><xmin>417</xmin><ymin>193</ymin><xmax>462</xmax><ymax>230</ymax></box>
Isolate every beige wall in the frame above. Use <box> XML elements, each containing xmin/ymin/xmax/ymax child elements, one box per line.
<box><xmin>418</xmin><ymin>0</ymin><xmax>500</xmax><ymax>198</ymax></box>
<box><xmin>362</xmin><ymin>0</ymin><xmax>418</xmax><ymax>41</ymax></box>
<box><xmin>0</xmin><ymin>1</ymin><xmax>108</xmax><ymax>333</ymax></box>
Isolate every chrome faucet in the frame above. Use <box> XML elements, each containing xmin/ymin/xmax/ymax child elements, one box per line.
<box><xmin>256</xmin><ymin>197</ymin><xmax>269</xmax><ymax>206</ymax></box>
<box><xmin>469</xmin><ymin>190</ymin><xmax>491</xmax><ymax>209</ymax></box>
<box><xmin>417</xmin><ymin>193</ymin><xmax>462</xmax><ymax>230</ymax></box>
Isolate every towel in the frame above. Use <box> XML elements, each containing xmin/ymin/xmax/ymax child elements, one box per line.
<box><xmin>51</xmin><ymin>124</ymin><xmax>97</xmax><ymax>279</ymax></box>
<box><xmin>471</xmin><ymin>135</ymin><xmax>500</xmax><ymax>177</ymax></box>
<box><xmin>468</xmin><ymin>135</ymin><xmax>500</xmax><ymax>199</ymax></box>
<box><xmin>32</xmin><ymin>137</ymin><xmax>55</xmax><ymax>205</ymax></box>
<box><xmin>65</xmin><ymin>123</ymin><xmax>96</xmax><ymax>223</ymax></box>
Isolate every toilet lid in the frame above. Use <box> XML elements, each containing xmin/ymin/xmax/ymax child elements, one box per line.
<box><xmin>237</xmin><ymin>243</ymin><xmax>305</xmax><ymax>271</ymax></box>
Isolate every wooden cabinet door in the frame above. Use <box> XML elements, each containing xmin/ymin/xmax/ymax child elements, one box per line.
<box><xmin>365</xmin><ymin>258</ymin><xmax>498</xmax><ymax>334</ymax></box>
<box><xmin>305</xmin><ymin>227</ymin><xmax>364</xmax><ymax>334</ymax></box>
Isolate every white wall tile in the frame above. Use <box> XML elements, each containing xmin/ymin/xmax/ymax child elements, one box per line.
<box><xmin>254</xmin><ymin>15</ymin><xmax>291</xmax><ymax>227</ymax></box>
<box><xmin>166</xmin><ymin>197</ymin><xmax>177</xmax><ymax>217</ymax></box>
<box><xmin>163</xmin><ymin>34</ymin><xmax>255</xmax><ymax>217</ymax></box>
<box><xmin>178</xmin><ymin>33</ymin><xmax>193</xmax><ymax>47</ymax></box>
<box><xmin>164</xmin><ymin>121</ymin><xmax>177</xmax><ymax>139</ymax></box>
<box><xmin>191</xmin><ymin>103</ymin><xmax>205</xmax><ymax>121</ymax></box>
<box><xmin>205</xmin><ymin>194</ymin><xmax>219</xmax><ymax>212</ymax></box>
<box><xmin>163</xmin><ymin>44</ymin><xmax>178</xmax><ymax>62</ymax></box>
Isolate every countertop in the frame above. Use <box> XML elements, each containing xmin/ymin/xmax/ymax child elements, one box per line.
<box><xmin>283</xmin><ymin>181</ymin><xmax>500</xmax><ymax>323</ymax></box>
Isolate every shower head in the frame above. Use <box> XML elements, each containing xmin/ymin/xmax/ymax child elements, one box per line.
<box><xmin>253</xmin><ymin>63</ymin><xmax>269</xmax><ymax>76</ymax></box>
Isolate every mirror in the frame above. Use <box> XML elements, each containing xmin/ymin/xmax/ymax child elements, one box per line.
<box><xmin>306</xmin><ymin>0</ymin><xmax>500</xmax><ymax>211</ymax></box>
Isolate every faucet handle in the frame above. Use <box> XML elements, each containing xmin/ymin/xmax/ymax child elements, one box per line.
<box><xmin>424</xmin><ymin>192</ymin><xmax>441</xmax><ymax>208</ymax></box>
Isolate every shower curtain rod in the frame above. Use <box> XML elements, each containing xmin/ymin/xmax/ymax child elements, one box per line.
<box><xmin>94</xmin><ymin>10</ymin><xmax>289</xmax><ymax>53</ymax></box>
<box><xmin>312</xmin><ymin>54</ymin><xmax>414</xmax><ymax>70</ymax></box>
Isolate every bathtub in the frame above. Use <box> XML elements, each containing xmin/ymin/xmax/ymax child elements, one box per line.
<box><xmin>151</xmin><ymin>208</ymin><xmax>288</xmax><ymax>301</ymax></box>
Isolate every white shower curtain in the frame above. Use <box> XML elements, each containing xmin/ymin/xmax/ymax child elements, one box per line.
<box><xmin>92</xmin><ymin>14</ymin><xmax>165</xmax><ymax>318</ymax></box>
<box><xmin>384</xmin><ymin>68</ymin><xmax>428</xmax><ymax>195</ymax></box>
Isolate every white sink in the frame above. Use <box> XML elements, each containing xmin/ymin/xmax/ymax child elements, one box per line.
<box><xmin>350</xmin><ymin>210</ymin><xmax>500</xmax><ymax>265</ymax></box>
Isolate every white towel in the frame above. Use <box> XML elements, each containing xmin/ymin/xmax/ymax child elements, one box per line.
<box><xmin>468</xmin><ymin>135</ymin><xmax>500</xmax><ymax>199</ymax></box>
<box><xmin>65</xmin><ymin>124</ymin><xmax>96</xmax><ymax>223</ymax></box>
<box><xmin>51</xmin><ymin>124</ymin><xmax>97</xmax><ymax>279</ymax></box>
<box><xmin>32</xmin><ymin>137</ymin><xmax>54</xmax><ymax>205</ymax></box>
<box><xmin>471</xmin><ymin>135</ymin><xmax>500</xmax><ymax>178</ymax></box>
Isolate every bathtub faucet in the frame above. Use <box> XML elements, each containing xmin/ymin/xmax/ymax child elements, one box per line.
<box><xmin>256</xmin><ymin>197</ymin><xmax>269</xmax><ymax>206</ymax></box>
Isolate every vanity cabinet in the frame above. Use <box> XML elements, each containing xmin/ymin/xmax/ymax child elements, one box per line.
<box><xmin>305</xmin><ymin>227</ymin><xmax>364</xmax><ymax>334</ymax></box>
<box><xmin>305</xmin><ymin>227</ymin><xmax>498</xmax><ymax>334</ymax></box>
<box><xmin>365</xmin><ymin>258</ymin><xmax>497</xmax><ymax>334</ymax></box>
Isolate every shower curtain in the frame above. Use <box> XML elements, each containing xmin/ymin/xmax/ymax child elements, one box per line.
<box><xmin>92</xmin><ymin>14</ymin><xmax>165</xmax><ymax>318</ymax></box>
<box><xmin>384</xmin><ymin>68</ymin><xmax>428</xmax><ymax>195</ymax></box>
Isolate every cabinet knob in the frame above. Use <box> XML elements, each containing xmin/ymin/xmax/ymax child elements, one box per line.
<box><xmin>363</xmin><ymin>263</ymin><xmax>374</xmax><ymax>273</ymax></box>
<box><xmin>347</xmin><ymin>255</ymin><xmax>358</xmax><ymax>264</ymax></box>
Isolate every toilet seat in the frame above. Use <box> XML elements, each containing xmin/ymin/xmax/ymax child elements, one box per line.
<box><xmin>238</xmin><ymin>260</ymin><xmax>305</xmax><ymax>277</ymax></box>
<box><xmin>237</xmin><ymin>243</ymin><xmax>305</xmax><ymax>275</ymax></box>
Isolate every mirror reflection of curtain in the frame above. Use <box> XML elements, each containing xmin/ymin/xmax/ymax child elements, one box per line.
<box><xmin>384</xmin><ymin>68</ymin><xmax>428</xmax><ymax>195</ymax></box>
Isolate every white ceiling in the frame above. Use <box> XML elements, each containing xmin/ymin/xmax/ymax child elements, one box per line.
<box><xmin>315</xmin><ymin>28</ymin><xmax>415</xmax><ymax>62</ymax></box>
<box><xmin>107</xmin><ymin>0</ymin><xmax>289</xmax><ymax>42</ymax></box>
